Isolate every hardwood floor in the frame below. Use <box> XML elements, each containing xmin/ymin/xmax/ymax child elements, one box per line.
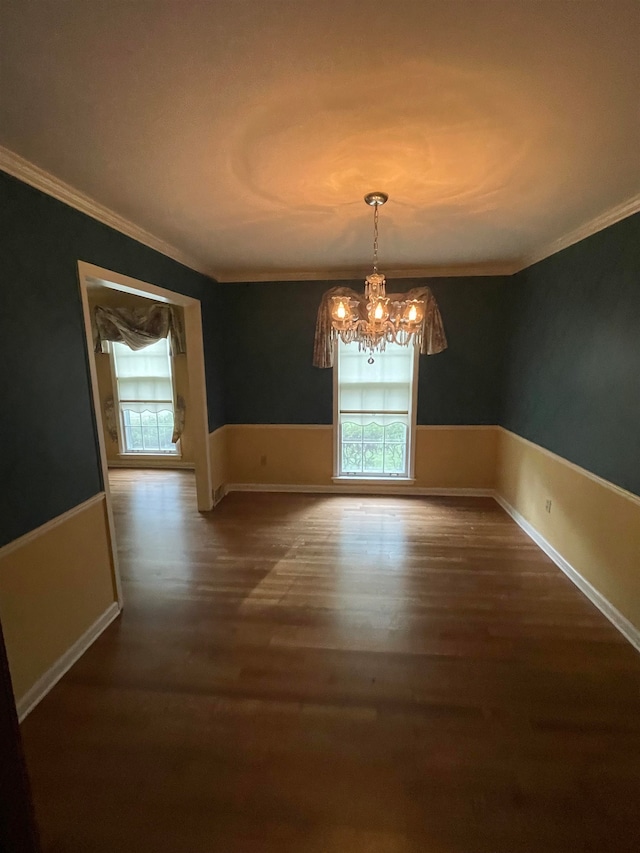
<box><xmin>21</xmin><ymin>470</ymin><xmax>640</xmax><ymax>852</ymax></box>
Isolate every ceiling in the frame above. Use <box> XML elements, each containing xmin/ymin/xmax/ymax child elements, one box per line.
<box><xmin>1</xmin><ymin>1</ymin><xmax>638</xmax><ymax>281</ymax></box>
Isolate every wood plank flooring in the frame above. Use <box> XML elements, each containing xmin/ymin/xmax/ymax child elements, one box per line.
<box><xmin>21</xmin><ymin>470</ymin><xmax>640</xmax><ymax>852</ymax></box>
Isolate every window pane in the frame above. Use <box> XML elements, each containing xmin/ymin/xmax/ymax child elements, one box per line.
<box><xmin>121</xmin><ymin>406</ymin><xmax>176</xmax><ymax>454</ymax></box>
<box><xmin>363</xmin><ymin>422</ymin><xmax>384</xmax><ymax>442</ymax></box>
<box><xmin>384</xmin><ymin>443</ymin><xmax>405</xmax><ymax>474</ymax></box>
<box><xmin>123</xmin><ymin>425</ymin><xmax>143</xmax><ymax>451</ymax></box>
<box><xmin>385</xmin><ymin>421</ymin><xmax>405</xmax><ymax>442</ymax></box>
<box><xmin>142</xmin><ymin>426</ymin><xmax>159</xmax><ymax>450</ymax></box>
<box><xmin>158</xmin><ymin>427</ymin><xmax>174</xmax><ymax>450</ymax></box>
<box><xmin>362</xmin><ymin>442</ymin><xmax>384</xmax><ymax>473</ymax></box>
<box><xmin>342</xmin><ymin>422</ymin><xmax>362</xmax><ymax>442</ymax></box>
<box><xmin>339</xmin><ymin>416</ymin><xmax>409</xmax><ymax>477</ymax></box>
<box><xmin>342</xmin><ymin>442</ymin><xmax>363</xmax><ymax>473</ymax></box>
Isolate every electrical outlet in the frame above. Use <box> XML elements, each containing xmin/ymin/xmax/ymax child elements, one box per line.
<box><xmin>260</xmin><ymin>455</ymin><xmax>267</xmax><ymax>467</ymax></box>
<box><xmin>545</xmin><ymin>499</ymin><xmax>552</xmax><ymax>514</ymax></box>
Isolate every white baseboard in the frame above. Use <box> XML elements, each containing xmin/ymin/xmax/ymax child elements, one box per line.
<box><xmin>17</xmin><ymin>602</ymin><xmax>121</xmax><ymax>722</ymax></box>
<box><xmin>108</xmin><ymin>460</ymin><xmax>195</xmax><ymax>470</ymax></box>
<box><xmin>493</xmin><ymin>493</ymin><xmax>640</xmax><ymax>653</ymax></box>
<box><xmin>225</xmin><ymin>482</ymin><xmax>493</xmax><ymax>497</ymax></box>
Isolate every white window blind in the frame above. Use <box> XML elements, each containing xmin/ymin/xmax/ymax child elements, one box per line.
<box><xmin>111</xmin><ymin>338</ymin><xmax>177</xmax><ymax>454</ymax></box>
<box><xmin>112</xmin><ymin>338</ymin><xmax>173</xmax><ymax>413</ymax></box>
<box><xmin>337</xmin><ymin>341</ymin><xmax>416</xmax><ymax>477</ymax></box>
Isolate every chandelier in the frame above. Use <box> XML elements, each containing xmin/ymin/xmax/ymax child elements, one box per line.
<box><xmin>330</xmin><ymin>192</ymin><xmax>426</xmax><ymax>356</ymax></box>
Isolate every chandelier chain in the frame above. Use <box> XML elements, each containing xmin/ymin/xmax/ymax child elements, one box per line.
<box><xmin>373</xmin><ymin>202</ymin><xmax>379</xmax><ymax>273</ymax></box>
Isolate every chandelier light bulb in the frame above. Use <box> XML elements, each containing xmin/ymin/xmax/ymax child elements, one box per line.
<box><xmin>336</xmin><ymin>301</ymin><xmax>347</xmax><ymax>320</ymax></box>
<box><xmin>408</xmin><ymin>305</ymin><xmax>417</xmax><ymax>322</ymax></box>
<box><xmin>374</xmin><ymin>302</ymin><xmax>384</xmax><ymax>320</ymax></box>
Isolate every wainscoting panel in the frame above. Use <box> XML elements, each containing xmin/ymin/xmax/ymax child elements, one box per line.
<box><xmin>209</xmin><ymin>424</ymin><xmax>229</xmax><ymax>501</ymax></box>
<box><xmin>415</xmin><ymin>425</ymin><xmax>497</xmax><ymax>490</ymax></box>
<box><xmin>0</xmin><ymin>493</ymin><xmax>119</xmax><ymax>711</ymax></box>
<box><xmin>496</xmin><ymin>428</ymin><xmax>640</xmax><ymax>635</ymax></box>
<box><xmin>213</xmin><ymin>424</ymin><xmax>499</xmax><ymax>492</ymax></box>
<box><xmin>225</xmin><ymin>424</ymin><xmax>333</xmax><ymax>486</ymax></box>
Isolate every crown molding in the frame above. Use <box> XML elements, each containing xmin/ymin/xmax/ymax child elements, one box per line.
<box><xmin>3</xmin><ymin>145</ymin><xmax>638</xmax><ymax>284</ymax></box>
<box><xmin>519</xmin><ymin>193</ymin><xmax>640</xmax><ymax>271</ymax></box>
<box><xmin>216</xmin><ymin>260</ymin><xmax>521</xmax><ymax>283</ymax></box>
<box><xmin>0</xmin><ymin>145</ymin><xmax>213</xmax><ymax>278</ymax></box>
<box><xmin>214</xmin><ymin>196</ymin><xmax>640</xmax><ymax>281</ymax></box>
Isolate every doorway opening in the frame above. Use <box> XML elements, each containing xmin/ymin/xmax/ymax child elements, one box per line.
<box><xmin>77</xmin><ymin>261</ymin><xmax>213</xmax><ymax>607</ymax></box>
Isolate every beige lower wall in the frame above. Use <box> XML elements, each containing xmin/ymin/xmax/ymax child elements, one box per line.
<box><xmin>0</xmin><ymin>495</ymin><xmax>118</xmax><ymax>703</ymax></box>
<box><xmin>210</xmin><ymin>424</ymin><xmax>497</xmax><ymax>490</ymax></box>
<box><xmin>496</xmin><ymin>428</ymin><xmax>640</xmax><ymax>631</ymax></box>
<box><xmin>226</xmin><ymin>425</ymin><xmax>334</xmax><ymax>486</ymax></box>
<box><xmin>415</xmin><ymin>426</ymin><xmax>497</xmax><ymax>489</ymax></box>
<box><xmin>209</xmin><ymin>425</ymin><xmax>228</xmax><ymax>496</ymax></box>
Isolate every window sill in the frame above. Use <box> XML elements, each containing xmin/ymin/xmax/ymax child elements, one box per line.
<box><xmin>332</xmin><ymin>476</ymin><xmax>415</xmax><ymax>484</ymax></box>
<box><xmin>118</xmin><ymin>453</ymin><xmax>182</xmax><ymax>460</ymax></box>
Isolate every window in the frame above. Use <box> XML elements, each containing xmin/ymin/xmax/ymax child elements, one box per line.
<box><xmin>335</xmin><ymin>340</ymin><xmax>417</xmax><ymax>478</ymax></box>
<box><xmin>111</xmin><ymin>337</ymin><xmax>178</xmax><ymax>455</ymax></box>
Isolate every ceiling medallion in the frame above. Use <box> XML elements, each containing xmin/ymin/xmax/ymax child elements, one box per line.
<box><xmin>330</xmin><ymin>193</ymin><xmax>425</xmax><ymax>357</ymax></box>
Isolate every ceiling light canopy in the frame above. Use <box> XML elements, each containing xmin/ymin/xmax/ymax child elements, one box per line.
<box><xmin>330</xmin><ymin>193</ymin><xmax>426</xmax><ymax>357</ymax></box>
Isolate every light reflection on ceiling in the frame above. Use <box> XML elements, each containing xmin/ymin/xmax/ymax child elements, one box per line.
<box><xmin>0</xmin><ymin>1</ymin><xmax>638</xmax><ymax>281</ymax></box>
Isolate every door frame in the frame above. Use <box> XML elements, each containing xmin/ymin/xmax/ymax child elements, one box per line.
<box><xmin>77</xmin><ymin>261</ymin><xmax>214</xmax><ymax>606</ymax></box>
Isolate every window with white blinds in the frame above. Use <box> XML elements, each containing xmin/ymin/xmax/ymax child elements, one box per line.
<box><xmin>111</xmin><ymin>338</ymin><xmax>178</xmax><ymax>454</ymax></box>
<box><xmin>336</xmin><ymin>340</ymin><xmax>417</xmax><ymax>477</ymax></box>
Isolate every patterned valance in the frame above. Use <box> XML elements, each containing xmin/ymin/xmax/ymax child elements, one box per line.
<box><xmin>93</xmin><ymin>304</ymin><xmax>186</xmax><ymax>356</ymax></box>
<box><xmin>313</xmin><ymin>285</ymin><xmax>447</xmax><ymax>368</ymax></box>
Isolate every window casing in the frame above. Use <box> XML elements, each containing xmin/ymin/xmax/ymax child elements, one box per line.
<box><xmin>110</xmin><ymin>338</ymin><xmax>178</xmax><ymax>455</ymax></box>
<box><xmin>334</xmin><ymin>340</ymin><xmax>418</xmax><ymax>479</ymax></box>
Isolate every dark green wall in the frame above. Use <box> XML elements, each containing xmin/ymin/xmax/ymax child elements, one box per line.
<box><xmin>415</xmin><ymin>276</ymin><xmax>510</xmax><ymax>425</ymax></box>
<box><xmin>220</xmin><ymin>280</ymin><xmax>334</xmax><ymax>424</ymax></box>
<box><xmin>0</xmin><ymin>170</ymin><xmax>224</xmax><ymax>548</ymax></box>
<box><xmin>2</xmin><ymin>164</ymin><xmax>637</xmax><ymax>548</ymax></box>
<box><xmin>503</xmin><ymin>213</ymin><xmax>640</xmax><ymax>496</ymax></box>
<box><xmin>220</xmin><ymin>276</ymin><xmax>510</xmax><ymax>425</ymax></box>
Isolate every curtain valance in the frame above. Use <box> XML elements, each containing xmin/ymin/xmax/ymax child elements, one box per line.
<box><xmin>313</xmin><ymin>286</ymin><xmax>448</xmax><ymax>368</ymax></box>
<box><xmin>93</xmin><ymin>303</ymin><xmax>186</xmax><ymax>355</ymax></box>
